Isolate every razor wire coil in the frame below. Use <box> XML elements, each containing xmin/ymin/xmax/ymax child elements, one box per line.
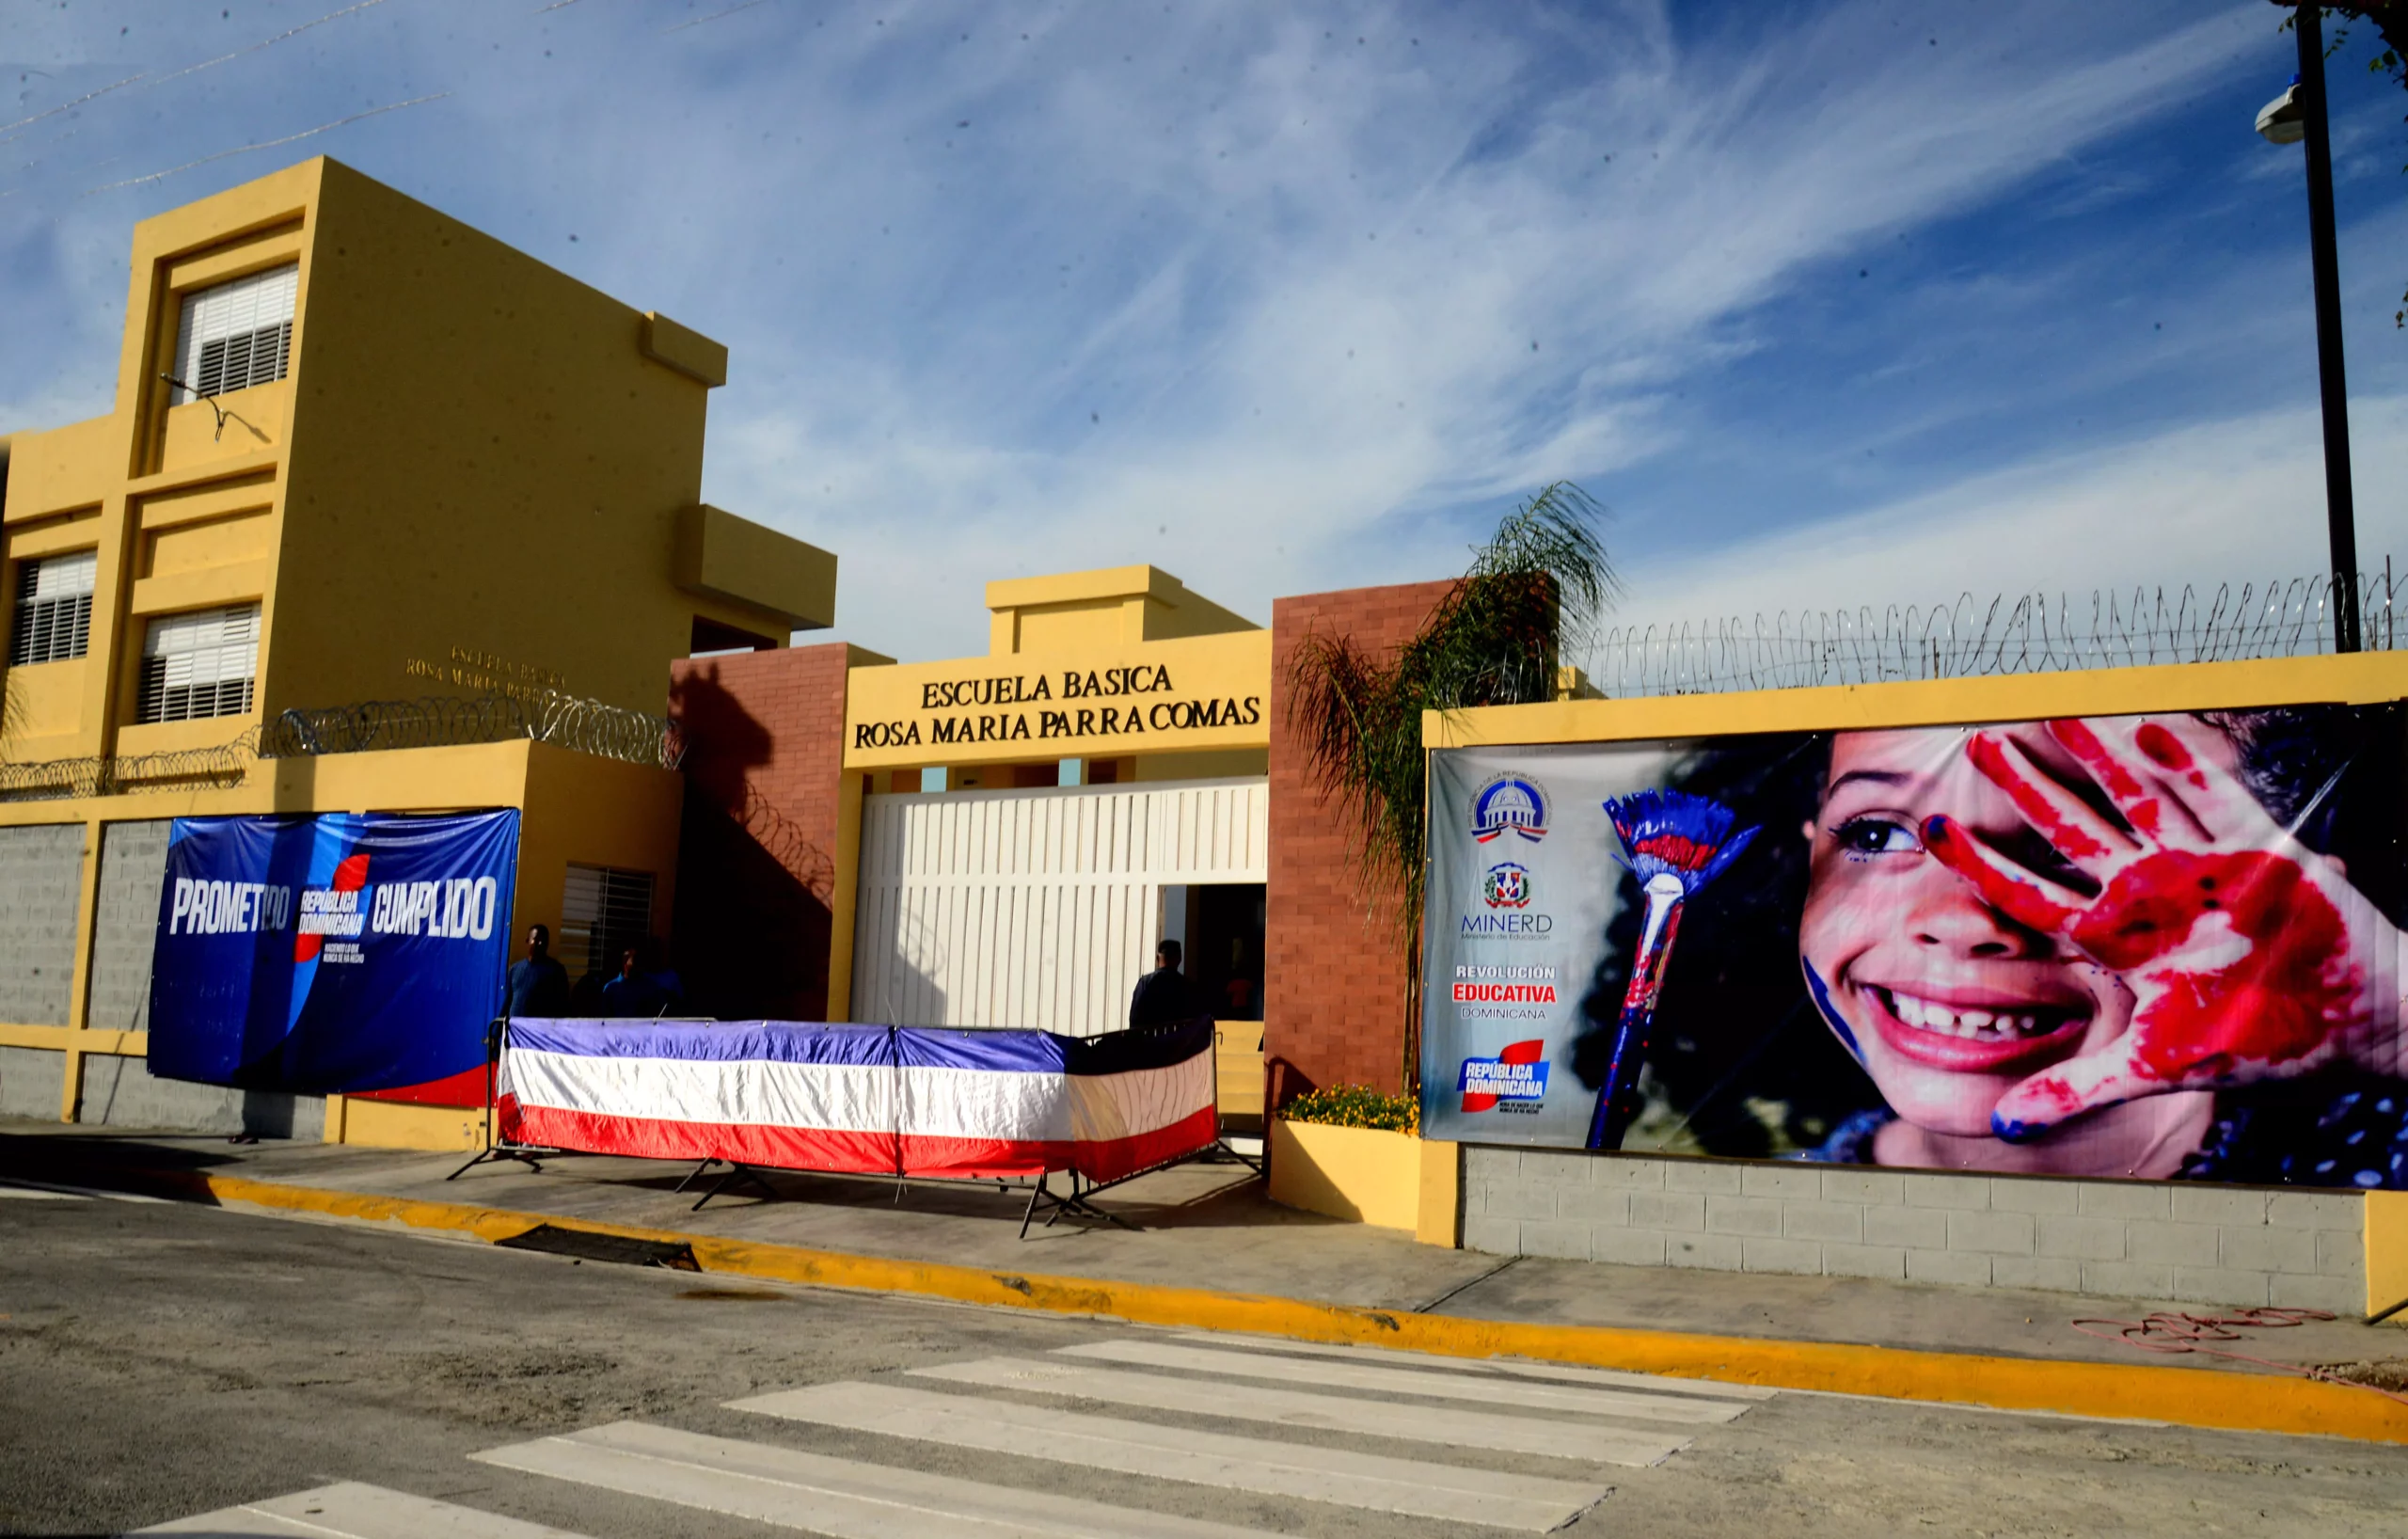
<box><xmin>1584</xmin><ymin>565</ymin><xmax>2402</xmax><ymax>699</ymax></box>
<box><xmin>0</xmin><ymin>690</ymin><xmax>683</xmax><ymax>802</ymax></box>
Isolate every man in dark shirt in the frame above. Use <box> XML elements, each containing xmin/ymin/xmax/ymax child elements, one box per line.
<box><xmin>1128</xmin><ymin>939</ymin><xmax>1202</xmax><ymax>1027</ymax></box>
<box><xmin>504</xmin><ymin>924</ymin><xmax>571</xmax><ymax>1019</ymax></box>
<box><xmin>601</xmin><ymin>941</ymin><xmax>686</xmax><ymax>1019</ymax></box>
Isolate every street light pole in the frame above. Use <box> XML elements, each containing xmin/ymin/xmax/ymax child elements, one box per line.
<box><xmin>2294</xmin><ymin>2</ymin><xmax>2362</xmax><ymax>652</ymax></box>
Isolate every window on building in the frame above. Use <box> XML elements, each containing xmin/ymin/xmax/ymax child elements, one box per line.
<box><xmin>8</xmin><ymin>550</ymin><xmax>97</xmax><ymax>666</ymax></box>
<box><xmin>171</xmin><ymin>264</ymin><xmax>298</xmax><ymax>403</ymax></box>
<box><xmin>137</xmin><ymin>605</ymin><xmax>260</xmax><ymax>723</ymax></box>
<box><xmin>560</xmin><ymin>865</ymin><xmax>657</xmax><ymax>982</ymax></box>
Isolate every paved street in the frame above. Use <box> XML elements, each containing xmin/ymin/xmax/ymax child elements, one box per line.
<box><xmin>4</xmin><ymin>1183</ymin><xmax>2405</xmax><ymax>1538</ymax></box>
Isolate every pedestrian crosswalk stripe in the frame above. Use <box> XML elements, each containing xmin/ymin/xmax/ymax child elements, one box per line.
<box><xmin>474</xmin><ymin>1420</ymin><xmax>1279</xmax><ymax>1538</ymax></box>
<box><xmin>913</xmin><ymin>1357</ymin><xmax>1689</xmax><ymax>1466</ymax></box>
<box><xmin>135</xmin><ymin>1480</ymin><xmax>593</xmax><ymax>1537</ymax></box>
<box><xmin>1057</xmin><ymin>1339</ymin><xmax>1749</xmax><ymax>1425</ymax></box>
<box><xmin>733</xmin><ymin>1378</ymin><xmax>1611</xmax><ymax>1531</ymax></box>
<box><xmin>1164</xmin><ymin>1330</ymin><xmax>1780</xmax><ymax>1401</ymax></box>
<box><xmin>0</xmin><ymin>1176</ymin><xmax>169</xmax><ymax>1203</ymax></box>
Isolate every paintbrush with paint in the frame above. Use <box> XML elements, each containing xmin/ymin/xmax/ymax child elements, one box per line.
<box><xmin>1585</xmin><ymin>789</ymin><xmax>1759</xmax><ymax>1151</ymax></box>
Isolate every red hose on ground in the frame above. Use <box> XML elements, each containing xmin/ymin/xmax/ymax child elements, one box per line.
<box><xmin>2068</xmin><ymin>1307</ymin><xmax>2408</xmax><ymax>1406</ymax></box>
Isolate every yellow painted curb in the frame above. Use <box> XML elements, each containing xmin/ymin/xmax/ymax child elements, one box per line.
<box><xmin>101</xmin><ymin>1166</ymin><xmax>2408</xmax><ymax>1446</ymax></box>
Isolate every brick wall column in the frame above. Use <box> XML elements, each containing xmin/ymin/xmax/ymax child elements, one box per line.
<box><xmin>668</xmin><ymin>643</ymin><xmax>857</xmax><ymax>1020</ymax></box>
<box><xmin>1265</xmin><ymin>579</ymin><xmax>1454</xmax><ymax>1104</ymax></box>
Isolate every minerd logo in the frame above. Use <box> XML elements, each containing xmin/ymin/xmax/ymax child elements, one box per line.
<box><xmin>1481</xmin><ymin>862</ymin><xmax>1530</xmax><ymax>909</ymax></box>
<box><xmin>1470</xmin><ymin>773</ymin><xmax>1549</xmax><ymax>844</ymax></box>
<box><xmin>1460</xmin><ymin>907</ymin><xmax>1552</xmax><ymax>937</ymax></box>
<box><xmin>1459</xmin><ymin>1039</ymin><xmax>1550</xmax><ymax>1112</ymax></box>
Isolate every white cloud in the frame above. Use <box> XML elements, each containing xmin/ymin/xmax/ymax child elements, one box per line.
<box><xmin>1</xmin><ymin>1</ymin><xmax>2340</xmax><ymax>670</ymax></box>
<box><xmin>1595</xmin><ymin>393</ymin><xmax>2408</xmax><ymax>654</ymax></box>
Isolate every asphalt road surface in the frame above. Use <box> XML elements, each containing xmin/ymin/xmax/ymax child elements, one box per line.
<box><xmin>3</xmin><ymin>1179</ymin><xmax>2405</xmax><ymax>1538</ymax></box>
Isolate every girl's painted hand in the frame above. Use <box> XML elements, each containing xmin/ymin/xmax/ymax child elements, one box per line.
<box><xmin>1923</xmin><ymin>715</ymin><xmax>2399</xmax><ymax>1140</ymax></box>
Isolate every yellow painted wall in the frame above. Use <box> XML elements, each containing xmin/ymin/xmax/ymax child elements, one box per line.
<box><xmin>2368</xmin><ymin>1191</ymin><xmax>2408</xmax><ymax>1322</ymax></box>
<box><xmin>986</xmin><ymin>564</ymin><xmax>1259</xmax><ymax>655</ymax></box>
<box><xmin>3</xmin><ymin>663</ymin><xmax>86</xmax><ymax>747</ymax></box>
<box><xmin>1417</xmin><ymin>1138</ymin><xmax>1461</xmax><ymax>1246</ymax></box>
<box><xmin>272</xmin><ymin>160</ymin><xmax>763</xmax><ymax>716</ymax></box>
<box><xmin>334</xmin><ymin>1096</ymin><xmax>486</xmax><ymax>1152</ymax></box>
<box><xmin>0</xmin><ymin>158</ymin><xmax>808</xmax><ymax>1153</ymax></box>
<box><xmin>1267</xmin><ymin>1119</ymin><xmax>1423</xmax><ymax>1230</ymax></box>
<box><xmin>1424</xmin><ymin>649</ymin><xmax>2408</xmax><ymax>749</ymax></box>
<box><xmin>515</xmin><ymin>743</ymin><xmax>685</xmax><ymax>956</ymax></box>
<box><xmin>1</xmin><ymin>157</ymin><xmax>837</xmax><ymax>778</ymax></box>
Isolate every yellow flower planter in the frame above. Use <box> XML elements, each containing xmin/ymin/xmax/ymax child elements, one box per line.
<box><xmin>1269</xmin><ymin>1119</ymin><xmax>1458</xmax><ymax>1244</ymax></box>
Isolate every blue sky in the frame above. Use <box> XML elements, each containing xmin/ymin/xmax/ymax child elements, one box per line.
<box><xmin>5</xmin><ymin>0</ymin><xmax>2404</xmax><ymax>665</ymax></box>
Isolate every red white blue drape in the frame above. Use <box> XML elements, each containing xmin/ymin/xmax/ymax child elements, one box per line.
<box><xmin>496</xmin><ymin>1018</ymin><xmax>1216</xmax><ymax>1182</ymax></box>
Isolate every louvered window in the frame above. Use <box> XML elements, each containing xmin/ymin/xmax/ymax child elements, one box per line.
<box><xmin>171</xmin><ymin>265</ymin><xmax>297</xmax><ymax>403</ymax></box>
<box><xmin>8</xmin><ymin>551</ymin><xmax>96</xmax><ymax>666</ymax></box>
<box><xmin>137</xmin><ymin>605</ymin><xmax>260</xmax><ymax>723</ymax></box>
<box><xmin>560</xmin><ymin>865</ymin><xmax>657</xmax><ymax>982</ymax></box>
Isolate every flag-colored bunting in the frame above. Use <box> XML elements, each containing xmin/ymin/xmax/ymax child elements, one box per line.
<box><xmin>497</xmin><ymin>1018</ymin><xmax>1215</xmax><ymax>1182</ymax></box>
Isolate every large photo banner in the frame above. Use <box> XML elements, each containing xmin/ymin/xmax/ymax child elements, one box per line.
<box><xmin>1422</xmin><ymin>706</ymin><xmax>2408</xmax><ymax>1190</ymax></box>
<box><xmin>148</xmin><ymin>810</ymin><xmax>520</xmax><ymax>1095</ymax></box>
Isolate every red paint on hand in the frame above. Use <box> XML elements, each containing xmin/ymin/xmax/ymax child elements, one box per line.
<box><xmin>1967</xmin><ymin>733</ymin><xmax>2110</xmax><ymax>860</ymax></box>
<box><xmin>2069</xmin><ymin>850</ymin><xmax>2353</xmax><ymax>1082</ymax></box>
<box><xmin>1923</xmin><ymin>815</ymin><xmax>2075</xmax><ymax>931</ymax></box>
<box><xmin>2133</xmin><ymin>721</ymin><xmax>2193</xmax><ymax>772</ymax></box>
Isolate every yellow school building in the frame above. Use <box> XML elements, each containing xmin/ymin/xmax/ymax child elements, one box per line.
<box><xmin>7</xmin><ymin>158</ymin><xmax>2401</xmax><ymax>1319</ymax></box>
<box><xmin>0</xmin><ymin>158</ymin><xmax>832</xmax><ymax>1147</ymax></box>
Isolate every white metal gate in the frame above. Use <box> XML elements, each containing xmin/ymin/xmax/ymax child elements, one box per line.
<box><xmin>848</xmin><ymin>777</ymin><xmax>1269</xmax><ymax>1036</ymax></box>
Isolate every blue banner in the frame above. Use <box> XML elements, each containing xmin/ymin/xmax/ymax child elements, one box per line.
<box><xmin>147</xmin><ymin>810</ymin><xmax>521</xmax><ymax>1094</ymax></box>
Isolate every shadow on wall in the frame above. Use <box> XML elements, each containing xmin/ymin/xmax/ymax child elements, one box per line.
<box><xmin>668</xmin><ymin>663</ymin><xmax>836</xmax><ymax>1021</ymax></box>
<box><xmin>672</xmin><ymin>782</ymin><xmax>832</xmax><ymax>1020</ymax></box>
<box><xmin>849</xmin><ymin>902</ymin><xmax>949</xmax><ymax>1029</ymax></box>
<box><xmin>1267</xmin><ymin>1056</ymin><xmax>1318</xmax><ymax>1117</ymax></box>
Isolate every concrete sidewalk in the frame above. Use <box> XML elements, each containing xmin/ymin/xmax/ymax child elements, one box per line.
<box><xmin>6</xmin><ymin>1117</ymin><xmax>2400</xmax><ymax>1388</ymax></box>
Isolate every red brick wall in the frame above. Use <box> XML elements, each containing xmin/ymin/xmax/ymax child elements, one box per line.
<box><xmin>667</xmin><ymin>643</ymin><xmax>854</xmax><ymax>1020</ymax></box>
<box><xmin>1266</xmin><ymin>579</ymin><xmax>1454</xmax><ymax>1104</ymax></box>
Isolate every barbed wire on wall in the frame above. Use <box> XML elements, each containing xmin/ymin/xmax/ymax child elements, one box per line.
<box><xmin>0</xmin><ymin>690</ymin><xmax>684</xmax><ymax>803</ymax></box>
<box><xmin>0</xmin><ymin>731</ymin><xmax>259</xmax><ymax>802</ymax></box>
<box><xmin>259</xmin><ymin>691</ymin><xmax>686</xmax><ymax>770</ymax></box>
<box><xmin>1585</xmin><ymin>564</ymin><xmax>2402</xmax><ymax>699</ymax></box>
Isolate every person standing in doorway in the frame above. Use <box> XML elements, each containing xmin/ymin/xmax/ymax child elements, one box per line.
<box><xmin>504</xmin><ymin>924</ymin><xmax>571</xmax><ymax>1019</ymax></box>
<box><xmin>1129</xmin><ymin>939</ymin><xmax>1202</xmax><ymax>1027</ymax></box>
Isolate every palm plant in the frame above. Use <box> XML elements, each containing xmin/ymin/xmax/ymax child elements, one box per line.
<box><xmin>1285</xmin><ymin>482</ymin><xmax>1616</xmax><ymax>1090</ymax></box>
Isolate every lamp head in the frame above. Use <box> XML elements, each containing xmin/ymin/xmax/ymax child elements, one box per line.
<box><xmin>2257</xmin><ymin>78</ymin><xmax>2305</xmax><ymax>145</ymax></box>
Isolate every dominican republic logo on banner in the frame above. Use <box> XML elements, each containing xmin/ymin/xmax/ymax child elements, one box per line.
<box><xmin>1458</xmin><ymin>1039</ymin><xmax>1550</xmax><ymax>1112</ymax></box>
<box><xmin>147</xmin><ymin>810</ymin><xmax>520</xmax><ymax>1095</ymax></box>
<box><xmin>1470</xmin><ymin>773</ymin><xmax>1548</xmax><ymax>843</ymax></box>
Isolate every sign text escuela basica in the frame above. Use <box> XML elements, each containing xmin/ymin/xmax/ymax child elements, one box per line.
<box><xmin>851</xmin><ymin>663</ymin><xmax>1263</xmax><ymax>753</ymax></box>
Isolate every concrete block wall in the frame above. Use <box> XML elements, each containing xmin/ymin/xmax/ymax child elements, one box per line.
<box><xmin>1264</xmin><ymin>579</ymin><xmax>1455</xmax><ymax>1100</ymax></box>
<box><xmin>1462</xmin><ymin>1146</ymin><xmax>2365</xmax><ymax>1311</ymax></box>
<box><xmin>0</xmin><ymin>1043</ymin><xmax>67</xmax><ymax>1119</ymax></box>
<box><xmin>76</xmin><ymin>1053</ymin><xmax>324</xmax><ymax>1138</ymax></box>
<box><xmin>86</xmin><ymin>819</ymin><xmax>170</xmax><ymax>1033</ymax></box>
<box><xmin>0</xmin><ymin>822</ymin><xmax>86</xmax><ymax>1025</ymax></box>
